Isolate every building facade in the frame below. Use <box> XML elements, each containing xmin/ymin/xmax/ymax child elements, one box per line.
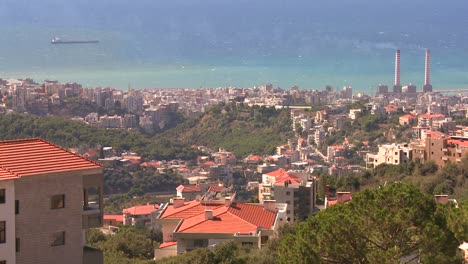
<box><xmin>0</xmin><ymin>138</ymin><xmax>104</xmax><ymax>264</ymax></box>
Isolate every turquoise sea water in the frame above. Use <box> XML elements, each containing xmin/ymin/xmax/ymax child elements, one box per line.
<box><xmin>1</xmin><ymin>0</ymin><xmax>468</xmax><ymax>93</ymax></box>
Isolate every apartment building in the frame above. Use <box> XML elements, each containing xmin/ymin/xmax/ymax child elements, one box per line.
<box><xmin>0</xmin><ymin>138</ymin><xmax>104</xmax><ymax>264</ymax></box>
<box><xmin>258</xmin><ymin>169</ymin><xmax>317</xmax><ymax>222</ymax></box>
<box><xmin>416</xmin><ymin>135</ymin><xmax>468</xmax><ymax>167</ymax></box>
<box><xmin>366</xmin><ymin>143</ymin><xmax>412</xmax><ymax>168</ymax></box>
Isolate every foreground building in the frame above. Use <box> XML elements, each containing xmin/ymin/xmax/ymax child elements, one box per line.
<box><xmin>0</xmin><ymin>138</ymin><xmax>104</xmax><ymax>264</ymax></box>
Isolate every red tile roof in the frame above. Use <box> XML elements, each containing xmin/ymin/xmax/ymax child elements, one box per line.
<box><xmin>265</xmin><ymin>168</ymin><xmax>289</xmax><ymax>178</ymax></box>
<box><xmin>419</xmin><ymin>113</ymin><xmax>445</xmax><ymax>119</ymax></box>
<box><xmin>103</xmin><ymin>214</ymin><xmax>124</xmax><ymax>223</ymax></box>
<box><xmin>177</xmin><ymin>203</ymin><xmax>276</xmax><ymax>234</ymax></box>
<box><xmin>176</xmin><ymin>184</ymin><xmax>201</xmax><ymax>193</ymax></box>
<box><xmin>0</xmin><ymin>138</ymin><xmax>101</xmax><ymax>180</ymax></box>
<box><xmin>227</xmin><ymin>203</ymin><xmax>276</xmax><ymax>229</ymax></box>
<box><xmin>447</xmin><ymin>138</ymin><xmax>468</xmax><ymax>148</ymax></box>
<box><xmin>400</xmin><ymin>114</ymin><xmax>415</xmax><ymax>120</ymax></box>
<box><xmin>0</xmin><ymin>168</ymin><xmax>18</xmax><ymax>181</ymax></box>
<box><xmin>160</xmin><ymin>201</ymin><xmax>224</xmax><ymax>219</ymax></box>
<box><xmin>265</xmin><ymin>168</ymin><xmax>301</xmax><ymax>184</ymax></box>
<box><xmin>123</xmin><ymin>204</ymin><xmax>160</xmax><ymax>216</ymax></box>
<box><xmin>159</xmin><ymin>241</ymin><xmax>177</xmax><ymax>249</ymax></box>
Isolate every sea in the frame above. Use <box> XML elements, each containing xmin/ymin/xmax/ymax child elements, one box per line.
<box><xmin>1</xmin><ymin>0</ymin><xmax>468</xmax><ymax>93</ymax></box>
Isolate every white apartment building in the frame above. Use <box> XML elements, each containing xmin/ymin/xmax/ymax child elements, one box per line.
<box><xmin>366</xmin><ymin>143</ymin><xmax>412</xmax><ymax>168</ymax></box>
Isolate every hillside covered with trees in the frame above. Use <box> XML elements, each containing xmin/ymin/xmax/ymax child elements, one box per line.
<box><xmin>0</xmin><ymin>103</ymin><xmax>292</xmax><ymax>159</ymax></box>
<box><xmin>154</xmin><ymin>104</ymin><xmax>293</xmax><ymax>157</ymax></box>
<box><xmin>316</xmin><ymin>158</ymin><xmax>468</xmax><ymax>202</ymax></box>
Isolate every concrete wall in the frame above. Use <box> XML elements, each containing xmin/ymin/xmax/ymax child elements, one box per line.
<box><xmin>154</xmin><ymin>245</ymin><xmax>177</xmax><ymax>260</ymax></box>
<box><xmin>15</xmin><ymin>171</ymin><xmax>87</xmax><ymax>264</ymax></box>
<box><xmin>0</xmin><ymin>179</ymin><xmax>16</xmax><ymax>264</ymax></box>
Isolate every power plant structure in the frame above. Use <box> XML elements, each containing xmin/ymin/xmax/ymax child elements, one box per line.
<box><xmin>423</xmin><ymin>49</ymin><xmax>433</xmax><ymax>93</ymax></box>
<box><xmin>393</xmin><ymin>49</ymin><xmax>402</xmax><ymax>94</ymax></box>
<box><xmin>383</xmin><ymin>49</ymin><xmax>434</xmax><ymax>95</ymax></box>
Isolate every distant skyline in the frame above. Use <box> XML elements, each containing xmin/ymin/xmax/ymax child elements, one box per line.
<box><xmin>0</xmin><ymin>0</ymin><xmax>467</xmax><ymax>91</ymax></box>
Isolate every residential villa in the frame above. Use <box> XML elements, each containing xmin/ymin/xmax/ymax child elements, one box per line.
<box><xmin>154</xmin><ymin>195</ymin><xmax>286</xmax><ymax>260</ymax></box>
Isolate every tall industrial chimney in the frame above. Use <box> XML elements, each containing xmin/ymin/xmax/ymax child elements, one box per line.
<box><xmin>393</xmin><ymin>49</ymin><xmax>402</xmax><ymax>94</ymax></box>
<box><xmin>423</xmin><ymin>49</ymin><xmax>433</xmax><ymax>93</ymax></box>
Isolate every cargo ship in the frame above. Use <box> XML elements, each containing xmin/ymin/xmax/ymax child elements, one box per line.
<box><xmin>51</xmin><ymin>37</ymin><xmax>99</xmax><ymax>44</ymax></box>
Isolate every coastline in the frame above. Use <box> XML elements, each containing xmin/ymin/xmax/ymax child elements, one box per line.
<box><xmin>2</xmin><ymin>64</ymin><xmax>467</xmax><ymax>93</ymax></box>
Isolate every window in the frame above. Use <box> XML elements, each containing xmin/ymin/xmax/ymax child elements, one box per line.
<box><xmin>0</xmin><ymin>260</ymin><xmax>6</xmax><ymax>264</ymax></box>
<box><xmin>286</xmin><ymin>191</ymin><xmax>291</xmax><ymax>195</ymax></box>
<box><xmin>51</xmin><ymin>231</ymin><xmax>65</xmax><ymax>246</ymax></box>
<box><xmin>51</xmin><ymin>194</ymin><xmax>65</xmax><ymax>209</ymax></box>
<box><xmin>15</xmin><ymin>200</ymin><xmax>19</xmax><ymax>215</ymax></box>
<box><xmin>0</xmin><ymin>189</ymin><xmax>5</xmax><ymax>204</ymax></box>
<box><xmin>242</xmin><ymin>242</ymin><xmax>254</xmax><ymax>246</ymax></box>
<box><xmin>16</xmin><ymin>238</ymin><xmax>20</xmax><ymax>252</ymax></box>
<box><xmin>0</xmin><ymin>222</ymin><xmax>5</xmax><ymax>243</ymax></box>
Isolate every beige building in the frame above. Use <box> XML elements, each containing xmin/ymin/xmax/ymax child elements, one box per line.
<box><xmin>258</xmin><ymin>169</ymin><xmax>317</xmax><ymax>222</ymax></box>
<box><xmin>366</xmin><ymin>143</ymin><xmax>412</xmax><ymax>168</ymax></box>
<box><xmin>0</xmin><ymin>138</ymin><xmax>104</xmax><ymax>264</ymax></box>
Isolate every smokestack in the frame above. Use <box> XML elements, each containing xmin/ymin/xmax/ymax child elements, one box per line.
<box><xmin>424</xmin><ymin>49</ymin><xmax>430</xmax><ymax>85</ymax></box>
<box><xmin>393</xmin><ymin>49</ymin><xmax>402</xmax><ymax>94</ymax></box>
<box><xmin>326</xmin><ymin>185</ymin><xmax>330</xmax><ymax>200</ymax></box>
<box><xmin>395</xmin><ymin>49</ymin><xmax>401</xmax><ymax>86</ymax></box>
<box><xmin>423</xmin><ymin>49</ymin><xmax>433</xmax><ymax>93</ymax></box>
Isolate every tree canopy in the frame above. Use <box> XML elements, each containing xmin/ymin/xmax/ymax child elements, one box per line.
<box><xmin>279</xmin><ymin>183</ymin><xmax>464</xmax><ymax>264</ymax></box>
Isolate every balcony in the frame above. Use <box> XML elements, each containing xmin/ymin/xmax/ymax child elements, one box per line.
<box><xmin>456</xmin><ymin>149</ymin><xmax>462</xmax><ymax>153</ymax></box>
<box><xmin>442</xmin><ymin>148</ymin><xmax>448</xmax><ymax>152</ymax></box>
<box><xmin>82</xmin><ymin>175</ymin><xmax>103</xmax><ymax>229</ymax></box>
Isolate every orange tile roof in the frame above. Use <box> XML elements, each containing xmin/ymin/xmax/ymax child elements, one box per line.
<box><xmin>103</xmin><ymin>214</ymin><xmax>124</xmax><ymax>223</ymax></box>
<box><xmin>176</xmin><ymin>184</ymin><xmax>202</xmax><ymax>193</ymax></box>
<box><xmin>447</xmin><ymin>138</ymin><xmax>468</xmax><ymax>148</ymax></box>
<box><xmin>265</xmin><ymin>168</ymin><xmax>301</xmax><ymax>184</ymax></box>
<box><xmin>159</xmin><ymin>241</ymin><xmax>177</xmax><ymax>249</ymax></box>
<box><xmin>123</xmin><ymin>204</ymin><xmax>160</xmax><ymax>216</ymax></box>
<box><xmin>227</xmin><ymin>203</ymin><xmax>276</xmax><ymax>229</ymax></box>
<box><xmin>160</xmin><ymin>201</ymin><xmax>224</xmax><ymax>219</ymax></box>
<box><xmin>0</xmin><ymin>138</ymin><xmax>101</xmax><ymax>180</ymax></box>
<box><xmin>247</xmin><ymin>155</ymin><xmax>263</xmax><ymax>161</ymax></box>
<box><xmin>400</xmin><ymin>114</ymin><xmax>416</xmax><ymax>119</ymax></box>
<box><xmin>419</xmin><ymin>113</ymin><xmax>445</xmax><ymax>119</ymax></box>
<box><xmin>265</xmin><ymin>168</ymin><xmax>289</xmax><ymax>178</ymax></box>
<box><xmin>0</xmin><ymin>168</ymin><xmax>18</xmax><ymax>181</ymax></box>
<box><xmin>177</xmin><ymin>203</ymin><xmax>276</xmax><ymax>234</ymax></box>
